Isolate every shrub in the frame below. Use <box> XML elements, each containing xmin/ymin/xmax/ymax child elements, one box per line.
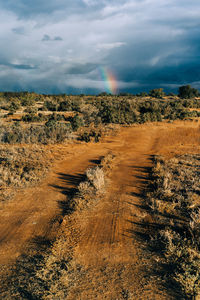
<box><xmin>21</xmin><ymin>95</ymin><xmax>35</xmax><ymax>106</ymax></box>
<box><xmin>100</xmin><ymin>153</ymin><xmax>116</xmax><ymax>174</ymax></box>
<box><xmin>80</xmin><ymin>103</ymin><xmax>99</xmax><ymax>125</ymax></box>
<box><xmin>58</xmin><ymin>101</ymin><xmax>71</xmax><ymax>111</ymax></box>
<box><xmin>100</xmin><ymin>102</ymin><xmax>137</xmax><ymax>124</ymax></box>
<box><xmin>78</xmin><ymin>126</ymin><xmax>102</xmax><ymax>143</ymax></box>
<box><xmin>22</xmin><ymin>113</ymin><xmax>38</xmax><ymax>122</ymax></box>
<box><xmin>178</xmin><ymin>85</ymin><xmax>199</xmax><ymax>99</ymax></box>
<box><xmin>70</xmin><ymin>114</ymin><xmax>84</xmax><ymax>131</ymax></box>
<box><xmin>86</xmin><ymin>166</ymin><xmax>105</xmax><ymax>192</ymax></box>
<box><xmin>44</xmin><ymin>100</ymin><xmax>58</xmax><ymax>111</ymax></box>
<box><xmin>149</xmin><ymin>88</ymin><xmax>165</xmax><ymax>98</ymax></box>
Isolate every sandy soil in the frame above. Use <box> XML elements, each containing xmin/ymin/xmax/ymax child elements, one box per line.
<box><xmin>0</xmin><ymin>120</ymin><xmax>199</xmax><ymax>299</ymax></box>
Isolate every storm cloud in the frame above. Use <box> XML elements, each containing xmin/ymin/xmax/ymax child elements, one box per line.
<box><xmin>0</xmin><ymin>0</ymin><xmax>200</xmax><ymax>94</ymax></box>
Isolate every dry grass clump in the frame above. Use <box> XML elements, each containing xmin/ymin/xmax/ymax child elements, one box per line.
<box><xmin>100</xmin><ymin>152</ymin><xmax>116</xmax><ymax>174</ymax></box>
<box><xmin>146</xmin><ymin>154</ymin><xmax>200</xmax><ymax>299</ymax></box>
<box><xmin>73</xmin><ymin>166</ymin><xmax>105</xmax><ymax>211</ymax></box>
<box><xmin>0</xmin><ymin>145</ymin><xmax>53</xmax><ymax>202</ymax></box>
<box><xmin>86</xmin><ymin>166</ymin><xmax>105</xmax><ymax>191</ymax></box>
<box><xmin>71</xmin><ymin>153</ymin><xmax>115</xmax><ymax>211</ymax></box>
<box><xmin>72</xmin><ymin>155</ymin><xmax>115</xmax><ymax>211</ymax></box>
<box><xmin>69</xmin><ymin>154</ymin><xmax>116</xmax><ymax>214</ymax></box>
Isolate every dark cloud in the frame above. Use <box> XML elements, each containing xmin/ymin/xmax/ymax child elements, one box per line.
<box><xmin>66</xmin><ymin>63</ymin><xmax>98</xmax><ymax>75</ymax></box>
<box><xmin>0</xmin><ymin>0</ymin><xmax>85</xmax><ymax>18</ymax></box>
<box><xmin>0</xmin><ymin>0</ymin><xmax>200</xmax><ymax>94</ymax></box>
<box><xmin>0</xmin><ymin>62</ymin><xmax>37</xmax><ymax>70</ymax></box>
<box><xmin>42</xmin><ymin>34</ymin><xmax>63</xmax><ymax>41</ymax></box>
<box><xmin>10</xmin><ymin>64</ymin><xmax>37</xmax><ymax>70</ymax></box>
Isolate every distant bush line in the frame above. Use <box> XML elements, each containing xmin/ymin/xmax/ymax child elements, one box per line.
<box><xmin>0</xmin><ymin>88</ymin><xmax>200</xmax><ymax>144</ymax></box>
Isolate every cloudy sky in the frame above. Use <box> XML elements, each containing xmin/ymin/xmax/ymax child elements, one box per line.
<box><xmin>0</xmin><ymin>0</ymin><xmax>200</xmax><ymax>94</ymax></box>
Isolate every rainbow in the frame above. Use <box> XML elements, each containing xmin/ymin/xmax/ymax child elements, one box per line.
<box><xmin>99</xmin><ymin>67</ymin><xmax>118</xmax><ymax>94</ymax></box>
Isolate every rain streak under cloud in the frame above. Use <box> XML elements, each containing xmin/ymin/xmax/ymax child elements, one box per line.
<box><xmin>0</xmin><ymin>0</ymin><xmax>200</xmax><ymax>94</ymax></box>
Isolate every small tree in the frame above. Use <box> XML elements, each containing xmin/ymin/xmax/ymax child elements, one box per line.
<box><xmin>178</xmin><ymin>85</ymin><xmax>199</xmax><ymax>99</ymax></box>
<box><xmin>149</xmin><ymin>88</ymin><xmax>165</xmax><ymax>98</ymax></box>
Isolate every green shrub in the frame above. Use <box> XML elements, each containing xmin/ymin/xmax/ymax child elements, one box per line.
<box><xmin>9</xmin><ymin>100</ymin><xmax>21</xmax><ymax>112</ymax></box>
<box><xmin>70</xmin><ymin>114</ymin><xmax>84</xmax><ymax>131</ymax></box>
<box><xmin>178</xmin><ymin>85</ymin><xmax>199</xmax><ymax>99</ymax></box>
<box><xmin>149</xmin><ymin>88</ymin><xmax>166</xmax><ymax>98</ymax></box>
<box><xmin>58</xmin><ymin>101</ymin><xmax>71</xmax><ymax>111</ymax></box>
<box><xmin>44</xmin><ymin>100</ymin><xmax>58</xmax><ymax>111</ymax></box>
<box><xmin>22</xmin><ymin>113</ymin><xmax>38</xmax><ymax>122</ymax></box>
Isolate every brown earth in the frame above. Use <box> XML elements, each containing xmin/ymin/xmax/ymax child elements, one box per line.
<box><xmin>0</xmin><ymin>120</ymin><xmax>200</xmax><ymax>299</ymax></box>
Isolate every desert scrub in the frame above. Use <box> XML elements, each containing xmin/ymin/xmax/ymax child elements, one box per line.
<box><xmin>77</xmin><ymin>123</ymin><xmax>107</xmax><ymax>143</ymax></box>
<box><xmin>0</xmin><ymin>145</ymin><xmax>53</xmax><ymax>202</ymax></box>
<box><xmin>0</xmin><ymin>122</ymin><xmax>71</xmax><ymax>144</ymax></box>
<box><xmin>146</xmin><ymin>154</ymin><xmax>200</xmax><ymax>299</ymax></box>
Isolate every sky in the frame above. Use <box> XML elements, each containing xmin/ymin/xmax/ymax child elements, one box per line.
<box><xmin>0</xmin><ymin>0</ymin><xmax>200</xmax><ymax>94</ymax></box>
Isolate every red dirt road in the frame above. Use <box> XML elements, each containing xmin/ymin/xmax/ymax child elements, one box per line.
<box><xmin>0</xmin><ymin>121</ymin><xmax>199</xmax><ymax>299</ymax></box>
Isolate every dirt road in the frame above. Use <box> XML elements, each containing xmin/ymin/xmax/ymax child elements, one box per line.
<box><xmin>0</xmin><ymin>121</ymin><xmax>199</xmax><ymax>299</ymax></box>
<box><xmin>63</xmin><ymin>124</ymin><xmax>166</xmax><ymax>299</ymax></box>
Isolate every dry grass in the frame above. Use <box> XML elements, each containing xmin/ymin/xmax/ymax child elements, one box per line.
<box><xmin>0</xmin><ymin>145</ymin><xmax>54</xmax><ymax>203</ymax></box>
<box><xmin>155</xmin><ymin>125</ymin><xmax>200</xmax><ymax>156</ymax></box>
<box><xmin>100</xmin><ymin>152</ymin><xmax>116</xmax><ymax>175</ymax></box>
<box><xmin>146</xmin><ymin>154</ymin><xmax>200</xmax><ymax>299</ymax></box>
<box><xmin>86</xmin><ymin>166</ymin><xmax>105</xmax><ymax>191</ymax></box>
